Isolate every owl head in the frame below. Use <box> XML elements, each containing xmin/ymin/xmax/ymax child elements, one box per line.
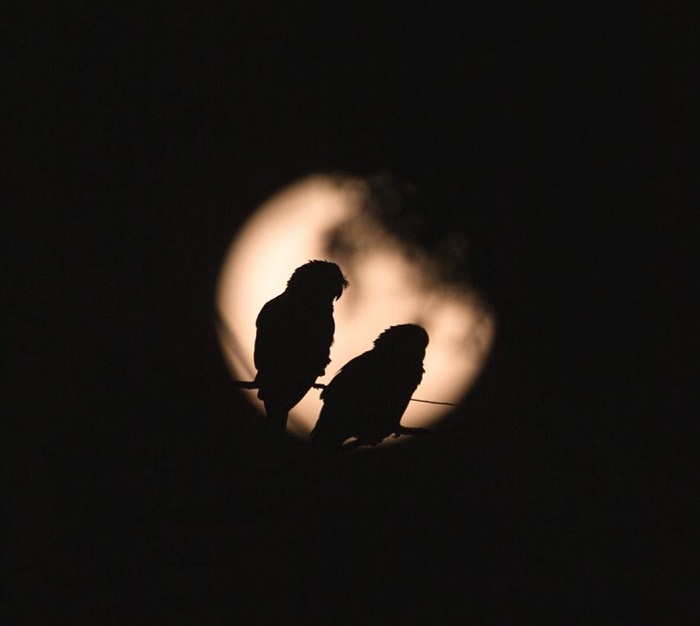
<box><xmin>287</xmin><ymin>260</ymin><xmax>349</xmax><ymax>301</ymax></box>
<box><xmin>373</xmin><ymin>324</ymin><xmax>429</xmax><ymax>356</ymax></box>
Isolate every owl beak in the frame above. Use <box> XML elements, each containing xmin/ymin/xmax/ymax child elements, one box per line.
<box><xmin>335</xmin><ymin>277</ymin><xmax>349</xmax><ymax>300</ymax></box>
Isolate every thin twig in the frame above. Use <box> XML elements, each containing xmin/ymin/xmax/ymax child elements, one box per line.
<box><xmin>232</xmin><ymin>380</ymin><xmax>457</xmax><ymax>406</ymax></box>
<box><xmin>409</xmin><ymin>398</ymin><xmax>457</xmax><ymax>406</ymax></box>
<box><xmin>232</xmin><ymin>380</ymin><xmax>258</xmax><ymax>389</ymax></box>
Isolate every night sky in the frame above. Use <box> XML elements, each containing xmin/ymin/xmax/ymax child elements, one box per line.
<box><xmin>6</xmin><ymin>4</ymin><xmax>697</xmax><ymax>624</ymax></box>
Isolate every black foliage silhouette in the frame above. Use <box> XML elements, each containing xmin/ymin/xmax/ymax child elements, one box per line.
<box><xmin>252</xmin><ymin>260</ymin><xmax>348</xmax><ymax>430</ymax></box>
<box><xmin>310</xmin><ymin>324</ymin><xmax>429</xmax><ymax>451</ymax></box>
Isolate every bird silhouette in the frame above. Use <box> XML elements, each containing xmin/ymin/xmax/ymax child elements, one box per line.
<box><xmin>310</xmin><ymin>324</ymin><xmax>429</xmax><ymax>451</ymax></box>
<box><xmin>252</xmin><ymin>260</ymin><xmax>348</xmax><ymax>431</ymax></box>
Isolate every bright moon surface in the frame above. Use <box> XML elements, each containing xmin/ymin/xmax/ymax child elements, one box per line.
<box><xmin>217</xmin><ymin>174</ymin><xmax>495</xmax><ymax>438</ymax></box>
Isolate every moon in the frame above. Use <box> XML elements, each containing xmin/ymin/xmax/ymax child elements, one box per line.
<box><xmin>216</xmin><ymin>174</ymin><xmax>495</xmax><ymax>438</ymax></box>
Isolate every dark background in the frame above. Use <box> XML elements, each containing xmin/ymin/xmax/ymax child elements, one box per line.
<box><xmin>6</xmin><ymin>3</ymin><xmax>698</xmax><ymax>624</ymax></box>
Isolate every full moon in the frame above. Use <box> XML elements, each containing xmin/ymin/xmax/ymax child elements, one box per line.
<box><xmin>217</xmin><ymin>174</ymin><xmax>495</xmax><ymax>438</ymax></box>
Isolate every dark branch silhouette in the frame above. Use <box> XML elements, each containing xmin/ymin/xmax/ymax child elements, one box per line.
<box><xmin>250</xmin><ymin>260</ymin><xmax>348</xmax><ymax>431</ymax></box>
<box><xmin>310</xmin><ymin>324</ymin><xmax>429</xmax><ymax>452</ymax></box>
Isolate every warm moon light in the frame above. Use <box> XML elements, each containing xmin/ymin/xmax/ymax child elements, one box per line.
<box><xmin>217</xmin><ymin>174</ymin><xmax>495</xmax><ymax>438</ymax></box>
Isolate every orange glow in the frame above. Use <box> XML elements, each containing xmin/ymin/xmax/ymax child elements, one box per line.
<box><xmin>217</xmin><ymin>175</ymin><xmax>494</xmax><ymax>437</ymax></box>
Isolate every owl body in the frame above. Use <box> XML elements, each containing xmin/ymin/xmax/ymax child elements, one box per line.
<box><xmin>311</xmin><ymin>324</ymin><xmax>429</xmax><ymax>450</ymax></box>
<box><xmin>252</xmin><ymin>261</ymin><xmax>347</xmax><ymax>430</ymax></box>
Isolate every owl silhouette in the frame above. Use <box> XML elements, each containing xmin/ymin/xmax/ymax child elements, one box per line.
<box><xmin>310</xmin><ymin>324</ymin><xmax>429</xmax><ymax>450</ymax></box>
<box><xmin>252</xmin><ymin>260</ymin><xmax>348</xmax><ymax>431</ymax></box>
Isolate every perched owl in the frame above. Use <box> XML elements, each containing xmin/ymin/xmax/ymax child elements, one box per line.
<box><xmin>252</xmin><ymin>260</ymin><xmax>348</xmax><ymax>431</ymax></box>
<box><xmin>310</xmin><ymin>324</ymin><xmax>429</xmax><ymax>451</ymax></box>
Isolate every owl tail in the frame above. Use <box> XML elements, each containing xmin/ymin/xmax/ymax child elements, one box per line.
<box><xmin>263</xmin><ymin>401</ymin><xmax>289</xmax><ymax>432</ymax></box>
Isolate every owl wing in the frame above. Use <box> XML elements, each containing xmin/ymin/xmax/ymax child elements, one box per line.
<box><xmin>312</xmin><ymin>350</ymin><xmax>384</xmax><ymax>446</ymax></box>
<box><xmin>253</xmin><ymin>295</ymin><xmax>285</xmax><ymax>375</ymax></box>
<box><xmin>372</xmin><ymin>362</ymin><xmax>424</xmax><ymax>437</ymax></box>
<box><xmin>254</xmin><ymin>293</ymin><xmax>336</xmax><ymax>414</ymax></box>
